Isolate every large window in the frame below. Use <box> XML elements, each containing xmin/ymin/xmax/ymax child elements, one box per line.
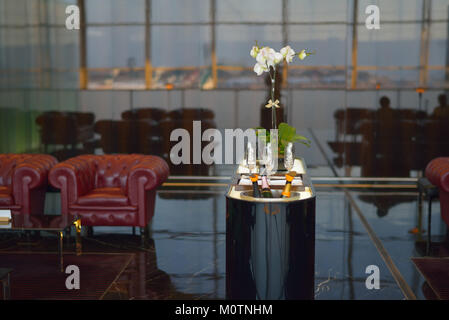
<box><xmin>0</xmin><ymin>0</ymin><xmax>79</xmax><ymax>89</ymax></box>
<box><xmin>82</xmin><ymin>0</ymin><xmax>449</xmax><ymax>90</ymax></box>
<box><xmin>1</xmin><ymin>0</ymin><xmax>448</xmax><ymax>90</ymax></box>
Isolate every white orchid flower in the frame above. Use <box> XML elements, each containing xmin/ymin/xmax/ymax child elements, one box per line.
<box><xmin>256</xmin><ymin>47</ymin><xmax>277</xmax><ymax>68</ymax></box>
<box><xmin>298</xmin><ymin>49</ymin><xmax>308</xmax><ymax>60</ymax></box>
<box><xmin>250</xmin><ymin>46</ymin><xmax>259</xmax><ymax>58</ymax></box>
<box><xmin>252</xmin><ymin>43</ymin><xmax>314</xmax><ymax>76</ymax></box>
<box><xmin>273</xmin><ymin>51</ymin><xmax>283</xmax><ymax>64</ymax></box>
<box><xmin>280</xmin><ymin>46</ymin><xmax>295</xmax><ymax>63</ymax></box>
<box><xmin>253</xmin><ymin>62</ymin><xmax>268</xmax><ymax>75</ymax></box>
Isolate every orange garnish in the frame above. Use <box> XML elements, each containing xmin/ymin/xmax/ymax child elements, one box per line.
<box><xmin>250</xmin><ymin>174</ymin><xmax>259</xmax><ymax>182</ymax></box>
<box><xmin>285</xmin><ymin>171</ymin><xmax>297</xmax><ymax>182</ymax></box>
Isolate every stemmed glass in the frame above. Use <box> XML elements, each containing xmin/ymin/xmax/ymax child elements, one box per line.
<box><xmin>284</xmin><ymin>142</ymin><xmax>294</xmax><ymax>172</ymax></box>
<box><xmin>247</xmin><ymin>141</ymin><xmax>257</xmax><ymax>174</ymax></box>
<box><xmin>264</xmin><ymin>143</ymin><xmax>275</xmax><ymax>177</ymax></box>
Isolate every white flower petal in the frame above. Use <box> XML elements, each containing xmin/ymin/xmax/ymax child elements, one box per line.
<box><xmin>274</xmin><ymin>52</ymin><xmax>283</xmax><ymax>64</ymax></box>
<box><xmin>280</xmin><ymin>46</ymin><xmax>288</xmax><ymax>57</ymax></box>
<box><xmin>256</xmin><ymin>51</ymin><xmax>265</xmax><ymax>65</ymax></box>
<box><xmin>253</xmin><ymin>62</ymin><xmax>267</xmax><ymax>76</ymax></box>
<box><xmin>281</xmin><ymin>46</ymin><xmax>295</xmax><ymax>63</ymax></box>
<box><xmin>250</xmin><ymin>46</ymin><xmax>259</xmax><ymax>58</ymax></box>
<box><xmin>256</xmin><ymin>47</ymin><xmax>277</xmax><ymax>67</ymax></box>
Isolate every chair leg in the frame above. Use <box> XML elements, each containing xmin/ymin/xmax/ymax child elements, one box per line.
<box><xmin>418</xmin><ymin>190</ymin><xmax>423</xmax><ymax>218</ymax></box>
<box><xmin>427</xmin><ymin>197</ymin><xmax>432</xmax><ymax>256</ymax></box>
<box><xmin>140</xmin><ymin>223</ymin><xmax>153</xmax><ymax>247</ymax></box>
<box><xmin>140</xmin><ymin>227</ymin><xmax>147</xmax><ymax>247</ymax></box>
<box><xmin>147</xmin><ymin>220</ymin><xmax>153</xmax><ymax>239</ymax></box>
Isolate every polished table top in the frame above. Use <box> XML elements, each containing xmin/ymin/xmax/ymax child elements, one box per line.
<box><xmin>0</xmin><ymin>268</ymin><xmax>13</xmax><ymax>280</ymax></box>
<box><xmin>227</xmin><ymin>158</ymin><xmax>315</xmax><ymax>202</ymax></box>
<box><xmin>0</xmin><ymin>215</ymin><xmax>74</xmax><ymax>231</ymax></box>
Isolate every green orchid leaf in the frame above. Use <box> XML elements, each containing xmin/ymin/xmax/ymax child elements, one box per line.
<box><xmin>251</xmin><ymin>123</ymin><xmax>312</xmax><ymax>152</ymax></box>
<box><xmin>292</xmin><ymin>134</ymin><xmax>311</xmax><ymax>143</ymax></box>
<box><xmin>278</xmin><ymin>123</ymin><xmax>295</xmax><ymax>142</ymax></box>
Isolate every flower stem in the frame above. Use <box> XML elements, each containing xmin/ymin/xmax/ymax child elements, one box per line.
<box><xmin>271</xmin><ymin>67</ymin><xmax>277</xmax><ymax>130</ymax></box>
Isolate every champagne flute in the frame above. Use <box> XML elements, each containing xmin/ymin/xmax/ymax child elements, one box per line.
<box><xmin>264</xmin><ymin>143</ymin><xmax>275</xmax><ymax>177</ymax></box>
<box><xmin>284</xmin><ymin>142</ymin><xmax>294</xmax><ymax>172</ymax></box>
<box><xmin>247</xmin><ymin>141</ymin><xmax>257</xmax><ymax>174</ymax></box>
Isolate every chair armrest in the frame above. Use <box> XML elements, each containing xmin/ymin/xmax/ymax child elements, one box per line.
<box><xmin>127</xmin><ymin>156</ymin><xmax>169</xmax><ymax>206</ymax></box>
<box><xmin>49</xmin><ymin>156</ymin><xmax>96</xmax><ymax>213</ymax></box>
<box><xmin>12</xmin><ymin>154</ymin><xmax>57</xmax><ymax>214</ymax></box>
<box><xmin>13</xmin><ymin>154</ymin><xmax>57</xmax><ymax>190</ymax></box>
<box><xmin>426</xmin><ymin>157</ymin><xmax>449</xmax><ymax>193</ymax></box>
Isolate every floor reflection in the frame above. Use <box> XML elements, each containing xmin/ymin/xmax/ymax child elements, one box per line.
<box><xmin>34</xmin><ymin>108</ymin><xmax>217</xmax><ymax>176</ymax></box>
<box><xmin>85</xmin><ymin>189</ymin><xmax>449</xmax><ymax>299</ymax></box>
<box><xmin>314</xmin><ymin>191</ymin><xmax>405</xmax><ymax>299</ymax></box>
<box><xmin>328</xmin><ymin>94</ymin><xmax>449</xmax><ymax>177</ymax></box>
<box><xmin>0</xmin><ymin>187</ymin><xmax>448</xmax><ymax>299</ymax></box>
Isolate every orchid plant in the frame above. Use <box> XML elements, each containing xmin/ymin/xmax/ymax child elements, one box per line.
<box><xmin>250</xmin><ymin>42</ymin><xmax>314</xmax><ymax>130</ymax></box>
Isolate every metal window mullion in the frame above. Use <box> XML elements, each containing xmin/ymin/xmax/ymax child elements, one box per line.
<box><xmin>78</xmin><ymin>0</ymin><xmax>87</xmax><ymax>89</ymax></box>
<box><xmin>145</xmin><ymin>0</ymin><xmax>152</xmax><ymax>89</ymax></box>
<box><xmin>419</xmin><ymin>0</ymin><xmax>431</xmax><ymax>87</ymax></box>
<box><xmin>446</xmin><ymin>4</ymin><xmax>449</xmax><ymax>87</ymax></box>
<box><xmin>42</xmin><ymin>0</ymin><xmax>53</xmax><ymax>89</ymax></box>
<box><xmin>36</xmin><ymin>0</ymin><xmax>43</xmax><ymax>88</ymax></box>
<box><xmin>4</xmin><ymin>19</ymin><xmax>449</xmax><ymax>29</ymax></box>
<box><xmin>211</xmin><ymin>0</ymin><xmax>217</xmax><ymax>88</ymax></box>
<box><xmin>350</xmin><ymin>0</ymin><xmax>358</xmax><ymax>89</ymax></box>
<box><xmin>282</xmin><ymin>0</ymin><xmax>288</xmax><ymax>88</ymax></box>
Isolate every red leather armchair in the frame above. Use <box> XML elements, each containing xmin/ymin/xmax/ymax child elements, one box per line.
<box><xmin>0</xmin><ymin>154</ymin><xmax>57</xmax><ymax>215</ymax></box>
<box><xmin>48</xmin><ymin>154</ymin><xmax>169</xmax><ymax>229</ymax></box>
<box><xmin>426</xmin><ymin>157</ymin><xmax>449</xmax><ymax>227</ymax></box>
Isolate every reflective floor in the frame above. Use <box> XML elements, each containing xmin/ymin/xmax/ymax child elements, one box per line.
<box><xmin>1</xmin><ymin>183</ymin><xmax>448</xmax><ymax>300</ymax></box>
<box><xmin>144</xmin><ymin>186</ymin><xmax>448</xmax><ymax>300</ymax></box>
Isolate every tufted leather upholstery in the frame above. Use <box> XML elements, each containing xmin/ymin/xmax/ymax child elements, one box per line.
<box><xmin>49</xmin><ymin>154</ymin><xmax>169</xmax><ymax>227</ymax></box>
<box><xmin>166</xmin><ymin>108</ymin><xmax>214</xmax><ymax>121</ymax></box>
<box><xmin>159</xmin><ymin>118</ymin><xmax>216</xmax><ymax>176</ymax></box>
<box><xmin>121</xmin><ymin>108</ymin><xmax>167</xmax><ymax>123</ymax></box>
<box><xmin>95</xmin><ymin>120</ymin><xmax>162</xmax><ymax>155</ymax></box>
<box><xmin>426</xmin><ymin>157</ymin><xmax>449</xmax><ymax>227</ymax></box>
<box><xmin>36</xmin><ymin>111</ymin><xmax>95</xmax><ymax>147</ymax></box>
<box><xmin>0</xmin><ymin>154</ymin><xmax>58</xmax><ymax>215</ymax></box>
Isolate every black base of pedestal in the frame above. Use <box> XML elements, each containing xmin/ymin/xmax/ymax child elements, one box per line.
<box><xmin>226</xmin><ymin>197</ymin><xmax>316</xmax><ymax>300</ymax></box>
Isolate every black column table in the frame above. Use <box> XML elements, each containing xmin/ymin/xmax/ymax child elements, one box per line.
<box><xmin>226</xmin><ymin>158</ymin><xmax>316</xmax><ymax>300</ymax></box>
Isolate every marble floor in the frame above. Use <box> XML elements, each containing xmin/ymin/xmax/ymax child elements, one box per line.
<box><xmin>139</xmin><ymin>186</ymin><xmax>447</xmax><ymax>300</ymax></box>
<box><xmin>1</xmin><ymin>183</ymin><xmax>448</xmax><ymax>300</ymax></box>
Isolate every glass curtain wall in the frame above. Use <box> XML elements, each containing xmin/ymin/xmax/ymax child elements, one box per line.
<box><xmin>0</xmin><ymin>0</ymin><xmax>448</xmax><ymax>178</ymax></box>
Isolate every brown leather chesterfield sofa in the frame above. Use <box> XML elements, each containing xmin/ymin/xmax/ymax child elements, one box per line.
<box><xmin>0</xmin><ymin>154</ymin><xmax>58</xmax><ymax>215</ymax></box>
<box><xmin>36</xmin><ymin>111</ymin><xmax>96</xmax><ymax>160</ymax></box>
<box><xmin>49</xmin><ymin>154</ymin><xmax>169</xmax><ymax>235</ymax></box>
